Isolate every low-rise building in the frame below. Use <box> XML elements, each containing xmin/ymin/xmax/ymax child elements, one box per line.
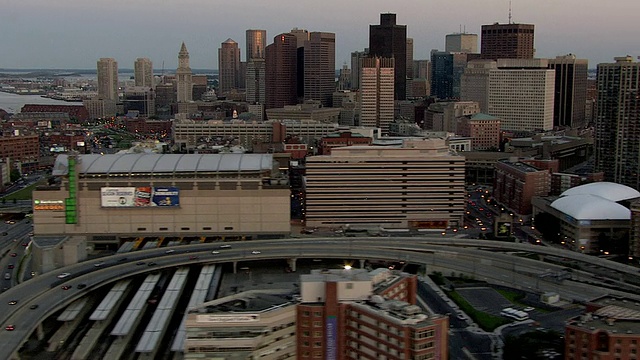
<box><xmin>298</xmin><ymin>268</ymin><xmax>448</xmax><ymax>360</ymax></box>
<box><xmin>318</xmin><ymin>131</ymin><xmax>372</xmax><ymax>155</ymax></box>
<box><xmin>565</xmin><ymin>295</ymin><xmax>640</xmax><ymax>360</ymax></box>
<box><xmin>493</xmin><ymin>160</ymin><xmax>551</xmax><ymax>216</ymax></box>
<box><xmin>185</xmin><ymin>291</ymin><xmax>297</xmax><ymax>359</ymax></box>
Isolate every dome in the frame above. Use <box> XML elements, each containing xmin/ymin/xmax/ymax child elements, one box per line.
<box><xmin>560</xmin><ymin>182</ymin><xmax>640</xmax><ymax>202</ymax></box>
<box><xmin>550</xmin><ymin>194</ymin><xmax>631</xmax><ymax>221</ymax></box>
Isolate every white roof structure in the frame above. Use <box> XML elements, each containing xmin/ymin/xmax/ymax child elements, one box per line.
<box><xmin>550</xmin><ymin>194</ymin><xmax>631</xmax><ymax>221</ymax></box>
<box><xmin>52</xmin><ymin>153</ymin><xmax>274</xmax><ymax>176</ymax></box>
<box><xmin>560</xmin><ymin>182</ymin><xmax>640</xmax><ymax>202</ymax></box>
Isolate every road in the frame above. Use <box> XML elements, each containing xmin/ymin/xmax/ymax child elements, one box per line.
<box><xmin>1</xmin><ymin>237</ymin><xmax>639</xmax><ymax>359</ymax></box>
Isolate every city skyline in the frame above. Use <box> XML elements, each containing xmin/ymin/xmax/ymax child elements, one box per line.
<box><xmin>2</xmin><ymin>0</ymin><xmax>638</xmax><ymax>69</ymax></box>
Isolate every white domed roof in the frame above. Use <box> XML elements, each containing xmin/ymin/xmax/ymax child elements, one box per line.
<box><xmin>551</xmin><ymin>194</ymin><xmax>631</xmax><ymax>220</ymax></box>
<box><xmin>560</xmin><ymin>182</ymin><xmax>640</xmax><ymax>202</ymax></box>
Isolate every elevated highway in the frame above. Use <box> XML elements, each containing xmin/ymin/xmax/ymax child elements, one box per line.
<box><xmin>0</xmin><ymin>237</ymin><xmax>639</xmax><ymax>359</ymax></box>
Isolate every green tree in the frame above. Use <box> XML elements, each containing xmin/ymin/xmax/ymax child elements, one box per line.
<box><xmin>9</xmin><ymin>169</ymin><xmax>21</xmax><ymax>182</ymax></box>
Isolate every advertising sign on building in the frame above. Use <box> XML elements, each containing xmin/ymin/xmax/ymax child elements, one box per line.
<box><xmin>152</xmin><ymin>187</ymin><xmax>180</xmax><ymax>207</ymax></box>
<box><xmin>326</xmin><ymin>315</ymin><xmax>337</xmax><ymax>360</ymax></box>
<box><xmin>496</xmin><ymin>221</ymin><xmax>511</xmax><ymax>237</ymax></box>
<box><xmin>101</xmin><ymin>187</ymin><xmax>136</xmax><ymax>207</ymax></box>
<box><xmin>101</xmin><ymin>187</ymin><xmax>180</xmax><ymax>207</ymax></box>
<box><xmin>33</xmin><ymin>199</ymin><xmax>65</xmax><ymax>211</ymax></box>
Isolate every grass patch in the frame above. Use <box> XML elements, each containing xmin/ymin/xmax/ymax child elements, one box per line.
<box><xmin>497</xmin><ymin>289</ymin><xmax>525</xmax><ymax>303</ymax></box>
<box><xmin>1</xmin><ymin>179</ymin><xmax>46</xmax><ymax>201</ymax></box>
<box><xmin>447</xmin><ymin>290</ymin><xmax>510</xmax><ymax>331</ymax></box>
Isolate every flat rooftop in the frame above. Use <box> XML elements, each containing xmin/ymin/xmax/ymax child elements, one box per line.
<box><xmin>192</xmin><ymin>290</ymin><xmax>296</xmax><ymax>314</ymax></box>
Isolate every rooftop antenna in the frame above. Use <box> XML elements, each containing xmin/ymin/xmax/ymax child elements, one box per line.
<box><xmin>161</xmin><ymin>61</ymin><xmax>165</xmax><ymax>83</ymax></box>
<box><xmin>508</xmin><ymin>1</ymin><xmax>512</xmax><ymax>24</ymax></box>
<box><xmin>459</xmin><ymin>24</ymin><xmax>462</xmax><ymax>33</ymax></box>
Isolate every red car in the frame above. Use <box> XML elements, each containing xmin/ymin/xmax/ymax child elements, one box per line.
<box><xmin>5</xmin><ymin>325</ymin><xmax>14</xmax><ymax>331</ymax></box>
<box><xmin>61</xmin><ymin>285</ymin><xmax>72</xmax><ymax>290</ymax></box>
<box><xmin>9</xmin><ymin>253</ymin><xmax>16</xmax><ymax>257</ymax></box>
<box><xmin>7</xmin><ymin>264</ymin><xmax>14</xmax><ymax>269</ymax></box>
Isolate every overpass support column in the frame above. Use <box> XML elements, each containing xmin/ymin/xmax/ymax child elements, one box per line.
<box><xmin>359</xmin><ymin>259</ymin><xmax>365</xmax><ymax>269</ymax></box>
<box><xmin>287</xmin><ymin>258</ymin><xmax>297</xmax><ymax>272</ymax></box>
<box><xmin>36</xmin><ymin>323</ymin><xmax>45</xmax><ymax>340</ymax></box>
<box><xmin>233</xmin><ymin>261</ymin><xmax>237</xmax><ymax>274</ymax></box>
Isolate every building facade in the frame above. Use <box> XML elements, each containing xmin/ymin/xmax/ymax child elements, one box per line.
<box><xmin>318</xmin><ymin>131</ymin><xmax>372</xmax><ymax>155</ymax></box>
<box><xmin>487</xmin><ymin>59</ymin><xmax>555</xmax><ymax>131</ymax></box>
<box><xmin>305</xmin><ymin>138</ymin><xmax>465</xmax><ymax>229</ymax></box>
<box><xmin>0</xmin><ymin>134</ymin><xmax>39</xmax><ymax>169</ymax></box>
<box><xmin>369</xmin><ymin>13</ymin><xmax>407</xmax><ymax>100</ymax></box>
<box><xmin>185</xmin><ymin>291</ymin><xmax>297</xmax><ymax>359</ymax></box>
<box><xmin>456</xmin><ymin>113</ymin><xmax>501</xmax><ymax>150</ymax></box>
<box><xmin>350</xmin><ymin>50</ymin><xmax>368</xmax><ymax>90</ymax></box>
<box><xmin>32</xmin><ymin>153</ymin><xmax>291</xmax><ymax>246</ymax></box>
<box><xmin>565</xmin><ymin>296</ymin><xmax>640</xmax><ymax>360</ymax></box>
<box><xmin>298</xmin><ymin>268</ymin><xmax>448</xmax><ymax>360</ymax></box>
<box><xmin>594</xmin><ymin>56</ymin><xmax>640</xmax><ymax>189</ymax></box>
<box><xmin>548</xmin><ymin>55</ymin><xmax>588</xmax><ymax>129</ymax></box>
<box><xmin>430</xmin><ymin>51</ymin><xmax>454</xmax><ymax>100</ymax></box>
<box><xmin>460</xmin><ymin>60</ymin><xmax>496</xmax><ymax>113</ymax></box>
<box><xmin>173</xmin><ymin>119</ymin><xmax>339</xmax><ymax>150</ymax></box>
<box><xmin>218</xmin><ymin>38</ymin><xmax>241</xmax><ymax>95</ymax></box>
<box><xmin>359</xmin><ymin>57</ymin><xmax>395</xmax><ymax>134</ymax></box>
<box><xmin>97</xmin><ymin>58</ymin><xmax>119</xmax><ymax>101</ymax></box>
<box><xmin>176</xmin><ymin>42</ymin><xmax>193</xmax><ymax>103</ymax></box>
<box><xmin>246</xmin><ymin>58</ymin><xmax>266</xmax><ymax>104</ymax></box>
<box><xmin>303</xmin><ymin>32</ymin><xmax>336</xmax><ymax>107</ymax></box>
<box><xmin>246</xmin><ymin>29</ymin><xmax>267</xmax><ymax>60</ymax></box>
<box><xmin>494</xmin><ymin>160</ymin><xmax>551</xmax><ymax>216</ymax></box>
<box><xmin>480</xmin><ymin>23</ymin><xmax>535</xmax><ymax>60</ymax></box>
<box><xmin>445</xmin><ymin>33</ymin><xmax>478</xmax><ymax>53</ymax></box>
<box><xmin>265</xmin><ymin>33</ymin><xmax>298</xmax><ymax>109</ymax></box>
<box><xmin>134</xmin><ymin>58</ymin><xmax>153</xmax><ymax>88</ymax></box>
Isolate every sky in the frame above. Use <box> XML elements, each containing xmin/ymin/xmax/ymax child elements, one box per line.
<box><xmin>1</xmin><ymin>0</ymin><xmax>639</xmax><ymax>70</ymax></box>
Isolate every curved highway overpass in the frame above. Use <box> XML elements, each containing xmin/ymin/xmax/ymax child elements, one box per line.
<box><xmin>1</xmin><ymin>236</ymin><xmax>639</xmax><ymax>359</ymax></box>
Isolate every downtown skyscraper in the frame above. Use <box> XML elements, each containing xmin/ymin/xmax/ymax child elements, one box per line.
<box><xmin>246</xmin><ymin>29</ymin><xmax>267</xmax><ymax>60</ymax></box>
<box><xmin>265</xmin><ymin>33</ymin><xmax>298</xmax><ymax>109</ymax></box>
<box><xmin>218</xmin><ymin>38</ymin><xmax>241</xmax><ymax>95</ymax></box>
<box><xmin>548</xmin><ymin>54</ymin><xmax>588</xmax><ymax>128</ymax></box>
<box><xmin>97</xmin><ymin>58</ymin><xmax>118</xmax><ymax>101</ymax></box>
<box><xmin>360</xmin><ymin>57</ymin><xmax>395</xmax><ymax>134</ymax></box>
<box><xmin>134</xmin><ymin>58</ymin><xmax>153</xmax><ymax>87</ymax></box>
<box><xmin>595</xmin><ymin>56</ymin><xmax>640</xmax><ymax>189</ymax></box>
<box><xmin>303</xmin><ymin>32</ymin><xmax>335</xmax><ymax>107</ymax></box>
<box><xmin>481</xmin><ymin>22</ymin><xmax>535</xmax><ymax>60</ymax></box>
<box><xmin>369</xmin><ymin>13</ymin><xmax>407</xmax><ymax>100</ymax></box>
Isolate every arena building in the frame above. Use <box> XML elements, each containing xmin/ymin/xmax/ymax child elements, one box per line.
<box><xmin>532</xmin><ymin>182</ymin><xmax>640</xmax><ymax>254</ymax></box>
<box><xmin>32</xmin><ymin>153</ymin><xmax>291</xmax><ymax>248</ymax></box>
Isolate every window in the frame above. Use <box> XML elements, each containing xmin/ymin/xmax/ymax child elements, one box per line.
<box><xmin>346</xmin><ymin>283</ymin><xmax>353</xmax><ymax>289</ymax></box>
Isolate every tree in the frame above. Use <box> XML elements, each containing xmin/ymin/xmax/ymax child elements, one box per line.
<box><xmin>9</xmin><ymin>169</ymin><xmax>20</xmax><ymax>183</ymax></box>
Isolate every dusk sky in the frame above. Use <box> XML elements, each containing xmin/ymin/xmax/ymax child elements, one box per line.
<box><xmin>2</xmin><ymin>0</ymin><xmax>638</xmax><ymax>70</ymax></box>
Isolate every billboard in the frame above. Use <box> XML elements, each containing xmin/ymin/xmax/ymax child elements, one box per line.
<box><xmin>496</xmin><ymin>222</ymin><xmax>511</xmax><ymax>237</ymax></box>
<box><xmin>101</xmin><ymin>187</ymin><xmax>180</xmax><ymax>207</ymax></box>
